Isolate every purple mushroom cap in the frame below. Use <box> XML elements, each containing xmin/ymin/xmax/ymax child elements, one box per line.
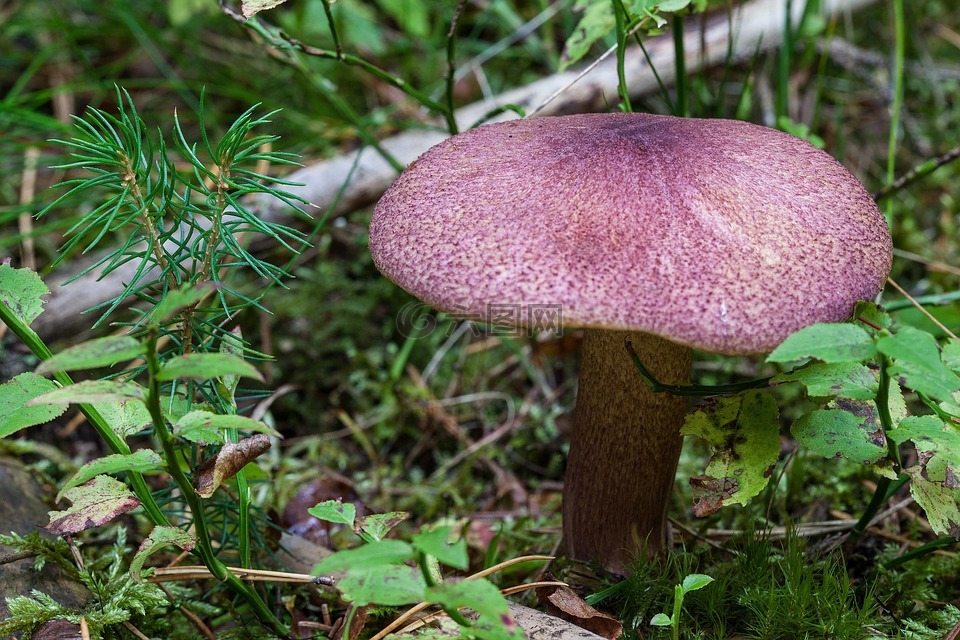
<box><xmin>370</xmin><ymin>113</ymin><xmax>892</xmax><ymax>355</ymax></box>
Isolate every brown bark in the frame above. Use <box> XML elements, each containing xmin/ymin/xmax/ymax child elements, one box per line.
<box><xmin>562</xmin><ymin>330</ymin><xmax>691</xmax><ymax>575</ymax></box>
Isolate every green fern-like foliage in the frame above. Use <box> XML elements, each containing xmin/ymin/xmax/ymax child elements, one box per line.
<box><xmin>0</xmin><ymin>528</ymin><xmax>192</xmax><ymax>640</ymax></box>
<box><xmin>40</xmin><ymin>87</ymin><xmax>309</xmax><ymax>354</ymax></box>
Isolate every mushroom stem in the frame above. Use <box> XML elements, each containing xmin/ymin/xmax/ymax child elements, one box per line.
<box><xmin>562</xmin><ymin>329</ymin><xmax>692</xmax><ymax>575</ymax></box>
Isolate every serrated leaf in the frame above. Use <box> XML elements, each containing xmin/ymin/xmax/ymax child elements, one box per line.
<box><xmin>940</xmin><ymin>339</ymin><xmax>960</xmax><ymax>374</ymax></box>
<box><xmin>93</xmin><ymin>400</ymin><xmax>153</xmax><ymax>439</ymax></box>
<box><xmin>0</xmin><ymin>261</ymin><xmax>49</xmax><ymax>326</ymax></box>
<box><xmin>174</xmin><ymin>410</ymin><xmax>281</xmax><ymax>444</ymax></box>
<box><xmin>889</xmin><ymin>415</ymin><xmax>960</xmax><ymax>471</ymax></box>
<box><xmin>767</xmin><ymin>323</ymin><xmax>876</xmax><ymax>364</ymax></box>
<box><xmin>195</xmin><ymin>433</ymin><xmax>271</xmax><ymax>498</ymax></box>
<box><xmin>57</xmin><ymin>450</ymin><xmax>163</xmax><ymax>502</ymax></box>
<box><xmin>0</xmin><ymin>373</ymin><xmax>66</xmax><ymax>437</ymax></box>
<box><xmin>313</xmin><ymin>539</ymin><xmax>415</xmax><ymax>574</ymax></box>
<box><xmin>888</xmin><ymin>379</ymin><xmax>908</xmax><ymax>426</ymax></box>
<box><xmin>158</xmin><ymin>353</ymin><xmax>263</xmax><ymax>382</ymax></box>
<box><xmin>130</xmin><ymin>525</ymin><xmax>196</xmax><ymax>582</ymax></box>
<box><xmin>46</xmin><ymin>475</ymin><xmax>140</xmax><ymax>535</ymax></box>
<box><xmin>411</xmin><ymin>526</ymin><xmax>469</xmax><ymax>570</ymax></box>
<box><xmin>356</xmin><ymin>511</ymin><xmax>408</xmax><ymax>542</ymax></box>
<box><xmin>681</xmin><ymin>573</ymin><xmax>714</xmax><ymax>593</ymax></box>
<box><xmin>426</xmin><ymin>578</ymin><xmax>512</xmax><ymax>621</ymax></box>
<box><xmin>308</xmin><ymin>500</ymin><xmax>356</xmax><ymax>528</ymax></box>
<box><xmin>773</xmin><ymin>362</ymin><xmax>878</xmax><ymax>400</ymax></box>
<box><xmin>333</xmin><ymin>563</ymin><xmax>426</xmax><ymax>606</ymax></box>
<box><xmin>27</xmin><ymin>379</ymin><xmax>147</xmax><ymax>405</ymax></box>
<box><xmin>878</xmin><ymin>326</ymin><xmax>960</xmax><ymax>401</ymax></box>
<box><xmin>35</xmin><ymin>336</ymin><xmax>144</xmax><ymax>374</ymax></box>
<box><xmin>680</xmin><ymin>390</ymin><xmax>781</xmax><ymax>516</ymax></box>
<box><xmin>791</xmin><ymin>407</ymin><xmax>887</xmax><ymax>464</ymax></box>
<box><xmin>903</xmin><ymin>466</ymin><xmax>960</xmax><ymax>538</ymax></box>
<box><xmin>560</xmin><ymin>0</ymin><xmax>616</xmax><ymax>70</ymax></box>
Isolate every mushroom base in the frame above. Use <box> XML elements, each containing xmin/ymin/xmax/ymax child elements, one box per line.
<box><xmin>562</xmin><ymin>329</ymin><xmax>692</xmax><ymax>576</ymax></box>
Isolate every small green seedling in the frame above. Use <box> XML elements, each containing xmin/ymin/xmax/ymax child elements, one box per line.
<box><xmin>650</xmin><ymin>573</ymin><xmax>713</xmax><ymax>640</ymax></box>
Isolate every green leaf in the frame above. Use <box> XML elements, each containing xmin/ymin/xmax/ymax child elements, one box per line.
<box><xmin>903</xmin><ymin>467</ymin><xmax>960</xmax><ymax>538</ymax></box>
<box><xmin>560</xmin><ymin>0</ymin><xmax>616</xmax><ymax>70</ymax></box>
<box><xmin>426</xmin><ymin>578</ymin><xmax>512</xmax><ymax>622</ymax></box>
<box><xmin>681</xmin><ymin>573</ymin><xmax>714</xmax><ymax>593</ymax></box>
<box><xmin>356</xmin><ymin>512</ymin><xmax>408</xmax><ymax>543</ymax></box>
<box><xmin>130</xmin><ymin>525</ymin><xmax>196</xmax><ymax>582</ymax></box>
<box><xmin>314</xmin><ymin>539</ymin><xmax>415</xmax><ymax>574</ymax></box>
<box><xmin>853</xmin><ymin>300</ymin><xmax>892</xmax><ymax>331</ymax></box>
<box><xmin>650</xmin><ymin>613</ymin><xmax>673</xmax><ymax>626</ymax></box>
<box><xmin>877</xmin><ymin>326</ymin><xmax>960</xmax><ymax>401</ymax></box>
<box><xmin>174</xmin><ymin>410</ymin><xmax>281</xmax><ymax>444</ymax></box>
<box><xmin>940</xmin><ymin>339</ymin><xmax>960</xmax><ymax>374</ymax></box>
<box><xmin>35</xmin><ymin>336</ymin><xmax>144</xmax><ymax>374</ymax></box>
<box><xmin>773</xmin><ymin>362</ymin><xmax>878</xmax><ymax>400</ymax></box>
<box><xmin>0</xmin><ymin>261</ymin><xmax>49</xmax><ymax>326</ymax></box>
<box><xmin>158</xmin><ymin>353</ymin><xmax>264</xmax><ymax>382</ymax></box>
<box><xmin>680</xmin><ymin>389</ymin><xmax>781</xmax><ymax>516</ymax></box>
<box><xmin>216</xmin><ymin>327</ymin><xmax>245</xmax><ymax>410</ymax></box>
<box><xmin>28</xmin><ymin>379</ymin><xmax>147</xmax><ymax>405</ymax></box>
<box><xmin>93</xmin><ymin>400</ymin><xmax>153</xmax><ymax>439</ymax></box>
<box><xmin>791</xmin><ymin>406</ymin><xmax>887</xmax><ymax>464</ymax></box>
<box><xmin>148</xmin><ymin>283</ymin><xmax>218</xmax><ymax>324</ymax></box>
<box><xmin>767</xmin><ymin>323</ymin><xmax>876</xmax><ymax>364</ymax></box>
<box><xmin>57</xmin><ymin>450</ymin><xmax>163</xmax><ymax>502</ymax></box>
<box><xmin>308</xmin><ymin>500</ymin><xmax>356</xmax><ymax>528</ymax></box>
<box><xmin>46</xmin><ymin>476</ymin><xmax>140</xmax><ymax>535</ymax></box>
<box><xmin>0</xmin><ymin>373</ymin><xmax>67</xmax><ymax>438</ymax></box>
<box><xmin>889</xmin><ymin>415</ymin><xmax>960</xmax><ymax>471</ymax></box>
<box><xmin>333</xmin><ymin>563</ymin><xmax>427</xmax><ymax>606</ymax></box>
<box><xmin>411</xmin><ymin>526</ymin><xmax>469</xmax><ymax>570</ymax></box>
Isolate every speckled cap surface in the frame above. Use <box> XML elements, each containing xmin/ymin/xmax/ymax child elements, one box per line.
<box><xmin>369</xmin><ymin>113</ymin><xmax>892</xmax><ymax>355</ymax></box>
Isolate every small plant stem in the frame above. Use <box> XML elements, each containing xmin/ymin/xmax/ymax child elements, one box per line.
<box><xmin>319</xmin><ymin>0</ymin><xmax>343</xmax><ymax>60</ymax></box>
<box><xmin>776</xmin><ymin>0</ymin><xmax>792</xmax><ymax>124</ymax></box>
<box><xmin>672</xmin><ymin>13</ymin><xmax>688</xmax><ymax>118</ymax></box>
<box><xmin>873</xmin><ymin>145</ymin><xmax>960</xmax><ymax>202</ymax></box>
<box><xmin>626</xmin><ymin>341</ymin><xmax>770</xmax><ymax>396</ymax></box>
<box><xmin>884</xmin><ymin>0</ymin><xmax>905</xmax><ymax>225</ymax></box>
<box><xmin>0</xmin><ymin>302</ymin><xmax>169</xmax><ymax>526</ymax></box>
<box><xmin>143</xmin><ymin>329</ymin><xmax>290</xmax><ymax>638</ymax></box>
<box><xmin>671</xmin><ymin>583</ymin><xmax>682</xmax><ymax>640</ymax></box>
<box><xmin>613</xmin><ymin>2</ymin><xmax>633</xmax><ymax>112</ymax></box>
<box><xmin>444</xmin><ymin>1</ymin><xmax>466</xmax><ymax>135</ymax></box>
<box><xmin>848</xmin><ymin>355</ymin><xmax>905</xmax><ymax>546</ymax></box>
<box><xmin>417</xmin><ymin>552</ymin><xmax>473</xmax><ymax>627</ymax></box>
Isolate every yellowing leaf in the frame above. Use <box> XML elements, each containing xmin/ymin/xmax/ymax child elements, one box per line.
<box><xmin>46</xmin><ymin>476</ymin><xmax>140</xmax><ymax>535</ymax></box>
<box><xmin>681</xmin><ymin>390</ymin><xmax>781</xmax><ymax>516</ymax></box>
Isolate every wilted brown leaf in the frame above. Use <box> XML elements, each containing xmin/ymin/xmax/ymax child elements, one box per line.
<box><xmin>195</xmin><ymin>434</ymin><xmax>271</xmax><ymax>498</ymax></box>
<box><xmin>537</xmin><ymin>577</ymin><xmax>622</xmax><ymax>640</ymax></box>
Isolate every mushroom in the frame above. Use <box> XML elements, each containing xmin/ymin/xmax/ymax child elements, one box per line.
<box><xmin>368</xmin><ymin>113</ymin><xmax>892</xmax><ymax>575</ymax></box>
